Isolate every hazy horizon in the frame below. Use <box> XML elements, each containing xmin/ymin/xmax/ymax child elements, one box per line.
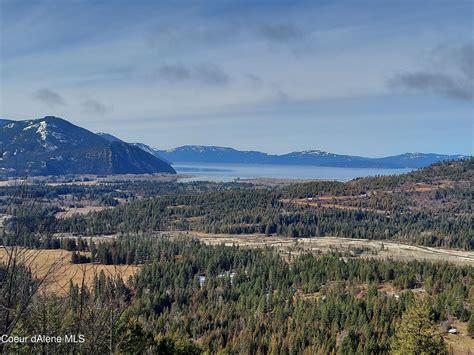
<box><xmin>1</xmin><ymin>0</ymin><xmax>473</xmax><ymax>156</ymax></box>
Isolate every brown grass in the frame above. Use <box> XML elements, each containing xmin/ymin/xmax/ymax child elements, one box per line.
<box><xmin>0</xmin><ymin>248</ymin><xmax>140</xmax><ymax>294</ymax></box>
<box><xmin>158</xmin><ymin>231</ymin><xmax>474</xmax><ymax>266</ymax></box>
<box><xmin>280</xmin><ymin>198</ymin><xmax>387</xmax><ymax>214</ymax></box>
<box><xmin>55</xmin><ymin>206</ymin><xmax>108</xmax><ymax>218</ymax></box>
<box><xmin>443</xmin><ymin>319</ymin><xmax>474</xmax><ymax>355</ymax></box>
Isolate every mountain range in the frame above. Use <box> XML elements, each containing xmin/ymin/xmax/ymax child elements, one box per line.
<box><xmin>0</xmin><ymin>116</ymin><xmax>468</xmax><ymax>176</ymax></box>
<box><xmin>93</xmin><ymin>140</ymin><xmax>467</xmax><ymax>169</ymax></box>
<box><xmin>61</xmin><ymin>122</ymin><xmax>474</xmax><ymax>169</ymax></box>
<box><xmin>156</xmin><ymin>146</ymin><xmax>468</xmax><ymax>169</ymax></box>
<box><xmin>0</xmin><ymin>116</ymin><xmax>175</xmax><ymax>176</ymax></box>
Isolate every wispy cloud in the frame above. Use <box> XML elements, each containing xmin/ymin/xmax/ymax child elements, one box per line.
<box><xmin>33</xmin><ymin>88</ymin><xmax>66</xmax><ymax>107</ymax></box>
<box><xmin>81</xmin><ymin>99</ymin><xmax>109</xmax><ymax>115</ymax></box>
<box><xmin>246</xmin><ymin>74</ymin><xmax>263</xmax><ymax>89</ymax></box>
<box><xmin>157</xmin><ymin>63</ymin><xmax>191</xmax><ymax>81</ymax></box>
<box><xmin>147</xmin><ymin>22</ymin><xmax>238</xmax><ymax>50</ymax></box>
<box><xmin>156</xmin><ymin>62</ymin><xmax>230</xmax><ymax>86</ymax></box>
<box><xmin>390</xmin><ymin>43</ymin><xmax>474</xmax><ymax>101</ymax></box>
<box><xmin>391</xmin><ymin>72</ymin><xmax>472</xmax><ymax>101</ymax></box>
<box><xmin>257</xmin><ymin>24</ymin><xmax>303</xmax><ymax>43</ymax></box>
<box><xmin>193</xmin><ymin>63</ymin><xmax>230</xmax><ymax>86</ymax></box>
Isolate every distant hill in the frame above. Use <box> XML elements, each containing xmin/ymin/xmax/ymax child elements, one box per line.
<box><xmin>157</xmin><ymin>146</ymin><xmax>274</xmax><ymax>164</ymax></box>
<box><xmin>0</xmin><ymin>116</ymin><xmax>176</xmax><ymax>176</ymax></box>
<box><xmin>130</xmin><ymin>143</ymin><xmax>172</xmax><ymax>164</ymax></box>
<box><xmin>157</xmin><ymin>145</ymin><xmax>468</xmax><ymax>169</ymax></box>
<box><xmin>372</xmin><ymin>153</ymin><xmax>468</xmax><ymax>169</ymax></box>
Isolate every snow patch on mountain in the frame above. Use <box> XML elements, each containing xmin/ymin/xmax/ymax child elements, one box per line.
<box><xmin>300</xmin><ymin>150</ymin><xmax>336</xmax><ymax>157</ymax></box>
<box><xmin>166</xmin><ymin>145</ymin><xmax>235</xmax><ymax>153</ymax></box>
<box><xmin>132</xmin><ymin>143</ymin><xmax>156</xmax><ymax>155</ymax></box>
<box><xmin>37</xmin><ymin>121</ymin><xmax>49</xmax><ymax>141</ymax></box>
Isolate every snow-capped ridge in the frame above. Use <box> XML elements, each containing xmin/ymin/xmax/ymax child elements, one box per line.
<box><xmin>0</xmin><ymin>116</ymin><xmax>176</xmax><ymax>176</ymax></box>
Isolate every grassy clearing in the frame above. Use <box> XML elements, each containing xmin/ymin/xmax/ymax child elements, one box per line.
<box><xmin>55</xmin><ymin>206</ymin><xmax>108</xmax><ymax>218</ymax></box>
<box><xmin>159</xmin><ymin>232</ymin><xmax>474</xmax><ymax>266</ymax></box>
<box><xmin>443</xmin><ymin>319</ymin><xmax>474</xmax><ymax>354</ymax></box>
<box><xmin>0</xmin><ymin>248</ymin><xmax>140</xmax><ymax>294</ymax></box>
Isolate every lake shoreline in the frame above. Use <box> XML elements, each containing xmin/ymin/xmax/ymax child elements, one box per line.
<box><xmin>174</xmin><ymin>161</ymin><xmax>413</xmax><ymax>182</ymax></box>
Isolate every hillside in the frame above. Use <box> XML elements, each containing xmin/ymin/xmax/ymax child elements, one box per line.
<box><xmin>157</xmin><ymin>145</ymin><xmax>467</xmax><ymax>168</ymax></box>
<box><xmin>97</xmin><ymin>132</ymin><xmax>171</xmax><ymax>163</ymax></box>
<box><xmin>0</xmin><ymin>116</ymin><xmax>176</xmax><ymax>176</ymax></box>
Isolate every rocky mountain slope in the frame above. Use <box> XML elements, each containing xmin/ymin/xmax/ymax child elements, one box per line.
<box><xmin>0</xmin><ymin>116</ymin><xmax>176</xmax><ymax>176</ymax></box>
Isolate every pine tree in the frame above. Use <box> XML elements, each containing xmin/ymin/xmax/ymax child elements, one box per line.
<box><xmin>391</xmin><ymin>299</ymin><xmax>447</xmax><ymax>354</ymax></box>
<box><xmin>468</xmin><ymin>313</ymin><xmax>474</xmax><ymax>338</ymax></box>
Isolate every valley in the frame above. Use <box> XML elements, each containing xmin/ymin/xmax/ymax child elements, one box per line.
<box><xmin>0</xmin><ymin>157</ymin><xmax>472</xmax><ymax>354</ymax></box>
<box><xmin>2</xmin><ymin>2</ymin><xmax>472</xmax><ymax>353</ymax></box>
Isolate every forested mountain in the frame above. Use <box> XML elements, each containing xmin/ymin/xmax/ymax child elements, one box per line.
<box><xmin>97</xmin><ymin>132</ymin><xmax>171</xmax><ymax>163</ymax></box>
<box><xmin>0</xmin><ymin>116</ymin><xmax>176</xmax><ymax>176</ymax></box>
<box><xmin>0</xmin><ymin>119</ymin><xmax>14</xmax><ymax>127</ymax></box>
<box><xmin>374</xmin><ymin>153</ymin><xmax>468</xmax><ymax>169</ymax></box>
<box><xmin>157</xmin><ymin>145</ymin><xmax>467</xmax><ymax>168</ymax></box>
<box><xmin>96</xmin><ymin>132</ymin><xmax>125</xmax><ymax>143</ymax></box>
<box><xmin>158</xmin><ymin>145</ymin><xmax>274</xmax><ymax>164</ymax></box>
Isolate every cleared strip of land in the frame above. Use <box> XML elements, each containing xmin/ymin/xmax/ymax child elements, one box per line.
<box><xmin>55</xmin><ymin>206</ymin><xmax>108</xmax><ymax>218</ymax></box>
<box><xmin>160</xmin><ymin>232</ymin><xmax>474</xmax><ymax>266</ymax></box>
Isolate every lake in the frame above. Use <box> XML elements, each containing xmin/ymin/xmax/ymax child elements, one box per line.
<box><xmin>174</xmin><ymin>162</ymin><xmax>412</xmax><ymax>182</ymax></box>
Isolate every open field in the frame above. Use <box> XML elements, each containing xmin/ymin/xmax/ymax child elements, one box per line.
<box><xmin>55</xmin><ymin>206</ymin><xmax>109</xmax><ymax>218</ymax></box>
<box><xmin>0</xmin><ymin>172</ymin><xmax>191</xmax><ymax>187</ymax></box>
<box><xmin>443</xmin><ymin>319</ymin><xmax>474</xmax><ymax>355</ymax></box>
<box><xmin>159</xmin><ymin>232</ymin><xmax>474</xmax><ymax>266</ymax></box>
<box><xmin>236</xmin><ymin>177</ymin><xmax>320</xmax><ymax>187</ymax></box>
<box><xmin>54</xmin><ymin>231</ymin><xmax>474</xmax><ymax>265</ymax></box>
<box><xmin>0</xmin><ymin>248</ymin><xmax>139</xmax><ymax>294</ymax></box>
<box><xmin>281</xmin><ymin>197</ymin><xmax>387</xmax><ymax>213</ymax></box>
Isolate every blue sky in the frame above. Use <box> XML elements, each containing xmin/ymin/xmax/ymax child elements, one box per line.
<box><xmin>1</xmin><ymin>0</ymin><xmax>472</xmax><ymax>156</ymax></box>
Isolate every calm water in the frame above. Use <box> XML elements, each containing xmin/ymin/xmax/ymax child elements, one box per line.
<box><xmin>174</xmin><ymin>162</ymin><xmax>412</xmax><ymax>182</ymax></box>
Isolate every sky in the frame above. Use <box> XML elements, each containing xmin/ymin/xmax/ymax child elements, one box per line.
<box><xmin>0</xmin><ymin>0</ymin><xmax>473</xmax><ymax>157</ymax></box>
